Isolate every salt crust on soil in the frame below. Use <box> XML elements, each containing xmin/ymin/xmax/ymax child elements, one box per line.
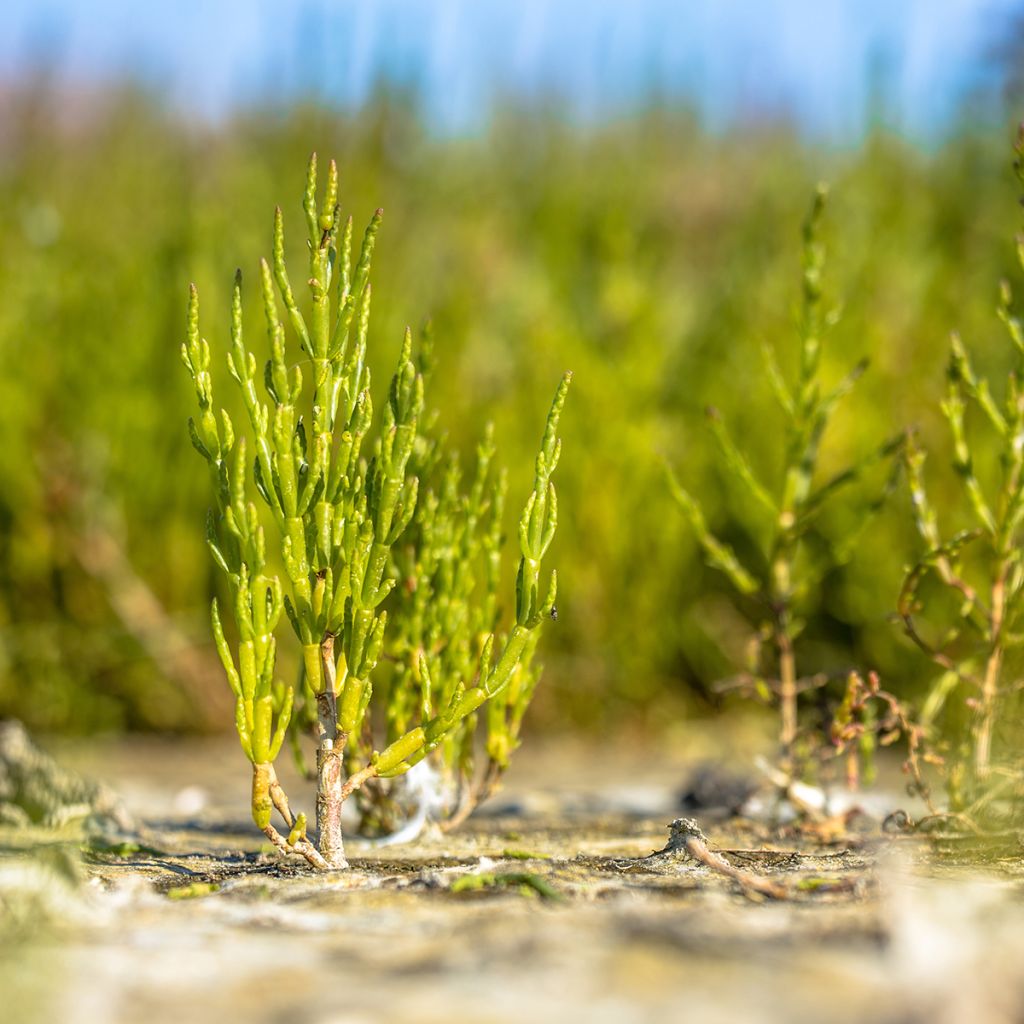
<box><xmin>3</xmin><ymin>735</ymin><xmax>1024</xmax><ymax>1024</ymax></box>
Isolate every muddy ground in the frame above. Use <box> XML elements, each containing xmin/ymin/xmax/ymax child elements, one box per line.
<box><xmin>4</xmin><ymin>726</ymin><xmax>1024</xmax><ymax>1024</ymax></box>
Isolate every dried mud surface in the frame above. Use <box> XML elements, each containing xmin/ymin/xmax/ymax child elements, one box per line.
<box><xmin>4</xmin><ymin>733</ymin><xmax>1024</xmax><ymax>1024</ymax></box>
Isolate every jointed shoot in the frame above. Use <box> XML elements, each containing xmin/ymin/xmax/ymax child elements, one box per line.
<box><xmin>669</xmin><ymin>187</ymin><xmax>901</xmax><ymax>784</ymax></box>
<box><xmin>898</xmin><ymin>127</ymin><xmax>1024</xmax><ymax>811</ymax></box>
<box><xmin>183</xmin><ymin>154</ymin><xmax>570</xmax><ymax>868</ymax></box>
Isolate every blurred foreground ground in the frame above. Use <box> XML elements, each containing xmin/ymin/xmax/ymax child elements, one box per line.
<box><xmin>4</xmin><ymin>727</ymin><xmax>1024</xmax><ymax>1024</ymax></box>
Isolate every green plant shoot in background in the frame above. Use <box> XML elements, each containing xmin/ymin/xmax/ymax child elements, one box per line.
<box><xmin>669</xmin><ymin>186</ymin><xmax>902</xmax><ymax>784</ymax></box>
<box><xmin>183</xmin><ymin>153</ymin><xmax>570</xmax><ymax>868</ymax></box>
<box><xmin>898</xmin><ymin>128</ymin><xmax>1024</xmax><ymax>815</ymax></box>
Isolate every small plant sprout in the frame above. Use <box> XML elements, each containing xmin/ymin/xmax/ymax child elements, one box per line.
<box><xmin>827</xmin><ymin>671</ymin><xmax>931</xmax><ymax>807</ymax></box>
<box><xmin>898</xmin><ymin>128</ymin><xmax>1024</xmax><ymax>809</ymax></box>
<box><xmin>183</xmin><ymin>153</ymin><xmax>571</xmax><ymax>869</ymax></box>
<box><xmin>669</xmin><ymin>186</ymin><xmax>902</xmax><ymax>784</ymax></box>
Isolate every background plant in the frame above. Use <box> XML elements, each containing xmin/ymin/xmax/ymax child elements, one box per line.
<box><xmin>825</xmin><ymin>671</ymin><xmax>932</xmax><ymax>809</ymax></box>
<box><xmin>897</xmin><ymin>128</ymin><xmax>1024</xmax><ymax>817</ymax></box>
<box><xmin>669</xmin><ymin>187</ymin><xmax>903</xmax><ymax>782</ymax></box>
<box><xmin>183</xmin><ymin>153</ymin><xmax>570</xmax><ymax>867</ymax></box>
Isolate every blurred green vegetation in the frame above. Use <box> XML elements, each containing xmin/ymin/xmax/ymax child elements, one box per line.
<box><xmin>0</xmin><ymin>80</ymin><xmax>1020</xmax><ymax>735</ymax></box>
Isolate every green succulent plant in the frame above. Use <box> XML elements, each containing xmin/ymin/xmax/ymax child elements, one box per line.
<box><xmin>898</xmin><ymin>127</ymin><xmax>1024</xmax><ymax>809</ymax></box>
<box><xmin>669</xmin><ymin>186</ymin><xmax>902</xmax><ymax>783</ymax></box>
<box><xmin>183</xmin><ymin>153</ymin><xmax>570</xmax><ymax>868</ymax></box>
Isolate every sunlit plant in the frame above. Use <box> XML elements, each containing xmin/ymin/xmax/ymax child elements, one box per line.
<box><xmin>183</xmin><ymin>154</ymin><xmax>570</xmax><ymax>868</ymax></box>
<box><xmin>669</xmin><ymin>187</ymin><xmax>901</xmax><ymax>784</ymax></box>
<box><xmin>898</xmin><ymin>128</ymin><xmax>1024</xmax><ymax>815</ymax></box>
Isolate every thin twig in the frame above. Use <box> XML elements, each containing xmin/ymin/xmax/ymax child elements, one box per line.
<box><xmin>654</xmin><ymin>819</ymin><xmax>788</xmax><ymax>900</ymax></box>
<box><xmin>262</xmin><ymin>823</ymin><xmax>329</xmax><ymax>870</ymax></box>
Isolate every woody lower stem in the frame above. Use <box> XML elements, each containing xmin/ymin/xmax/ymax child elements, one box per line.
<box><xmin>315</xmin><ymin>634</ymin><xmax>348</xmax><ymax>869</ymax></box>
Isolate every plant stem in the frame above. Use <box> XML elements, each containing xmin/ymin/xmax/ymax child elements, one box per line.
<box><xmin>315</xmin><ymin>633</ymin><xmax>348</xmax><ymax>869</ymax></box>
<box><xmin>975</xmin><ymin>571</ymin><xmax>1006</xmax><ymax>781</ymax></box>
<box><xmin>777</xmin><ymin>625</ymin><xmax>797</xmax><ymax>772</ymax></box>
<box><xmin>771</xmin><ymin>540</ymin><xmax>798</xmax><ymax>776</ymax></box>
<box><xmin>438</xmin><ymin>760</ymin><xmax>503</xmax><ymax>833</ymax></box>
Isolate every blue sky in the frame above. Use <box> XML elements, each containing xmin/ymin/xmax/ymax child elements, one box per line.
<box><xmin>0</xmin><ymin>0</ymin><xmax>1018</xmax><ymax>137</ymax></box>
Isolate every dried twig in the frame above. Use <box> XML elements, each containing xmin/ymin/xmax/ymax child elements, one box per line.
<box><xmin>651</xmin><ymin>818</ymin><xmax>788</xmax><ymax>900</ymax></box>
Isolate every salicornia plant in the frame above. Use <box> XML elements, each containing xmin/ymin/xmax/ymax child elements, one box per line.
<box><xmin>183</xmin><ymin>153</ymin><xmax>570</xmax><ymax>868</ymax></box>
<box><xmin>669</xmin><ymin>186</ymin><xmax>901</xmax><ymax>783</ymax></box>
<box><xmin>898</xmin><ymin>129</ymin><xmax>1024</xmax><ymax>809</ymax></box>
<box><xmin>349</xmin><ymin>354</ymin><xmax>547</xmax><ymax>834</ymax></box>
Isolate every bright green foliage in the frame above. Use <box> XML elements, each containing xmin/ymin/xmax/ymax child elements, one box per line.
<box><xmin>348</xmin><ymin>408</ymin><xmax>532</xmax><ymax>827</ymax></box>
<box><xmin>349</xmin><ymin>369</ymin><xmax>566</xmax><ymax>790</ymax></box>
<box><xmin>897</xmin><ymin>129</ymin><xmax>1024</xmax><ymax>805</ymax></box>
<box><xmin>165</xmin><ymin>882</ymin><xmax>220</xmax><ymax>900</ymax></box>
<box><xmin>182</xmin><ymin>152</ymin><xmax>569</xmax><ymax>857</ymax></box>
<box><xmin>450</xmin><ymin>870</ymin><xmax>561</xmax><ymax>900</ymax></box>
<box><xmin>182</xmin><ymin>287</ymin><xmax>293</xmax><ymax>797</ymax></box>
<box><xmin>669</xmin><ymin>186</ymin><xmax>901</xmax><ymax>777</ymax></box>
